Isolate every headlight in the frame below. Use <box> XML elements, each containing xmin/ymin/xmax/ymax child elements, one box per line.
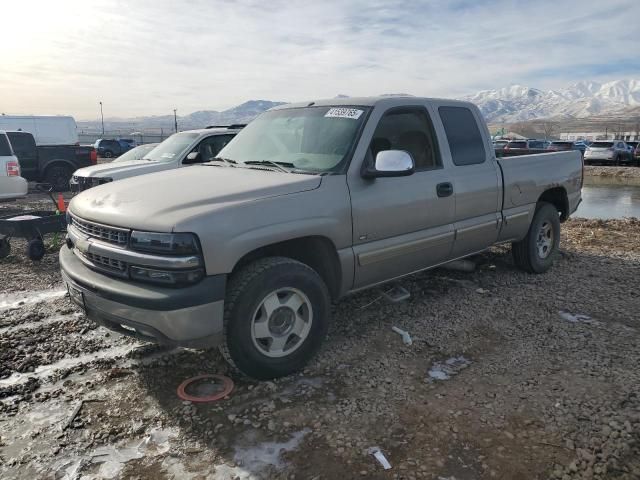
<box><xmin>129</xmin><ymin>231</ymin><xmax>201</xmax><ymax>255</ymax></box>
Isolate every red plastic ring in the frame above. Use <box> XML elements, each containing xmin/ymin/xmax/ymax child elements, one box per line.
<box><xmin>176</xmin><ymin>374</ymin><xmax>234</xmax><ymax>403</ymax></box>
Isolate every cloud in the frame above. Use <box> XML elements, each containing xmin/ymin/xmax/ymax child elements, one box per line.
<box><xmin>1</xmin><ymin>0</ymin><xmax>638</xmax><ymax>118</ymax></box>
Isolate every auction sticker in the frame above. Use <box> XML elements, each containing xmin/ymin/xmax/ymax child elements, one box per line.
<box><xmin>325</xmin><ymin>108</ymin><xmax>364</xmax><ymax>120</ymax></box>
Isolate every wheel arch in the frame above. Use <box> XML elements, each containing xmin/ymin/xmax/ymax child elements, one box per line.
<box><xmin>40</xmin><ymin>159</ymin><xmax>76</xmax><ymax>177</ymax></box>
<box><xmin>231</xmin><ymin>236</ymin><xmax>343</xmax><ymax>300</ymax></box>
<box><xmin>538</xmin><ymin>186</ymin><xmax>569</xmax><ymax>222</ymax></box>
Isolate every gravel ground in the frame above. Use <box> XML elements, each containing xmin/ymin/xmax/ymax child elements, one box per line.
<box><xmin>0</xmin><ymin>193</ymin><xmax>638</xmax><ymax>480</ymax></box>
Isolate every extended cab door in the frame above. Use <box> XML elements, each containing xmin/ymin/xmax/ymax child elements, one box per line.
<box><xmin>347</xmin><ymin>104</ymin><xmax>455</xmax><ymax>289</ymax></box>
<box><xmin>433</xmin><ymin>104</ymin><xmax>501</xmax><ymax>258</ymax></box>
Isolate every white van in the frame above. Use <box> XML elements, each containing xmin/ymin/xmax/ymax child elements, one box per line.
<box><xmin>0</xmin><ymin>131</ymin><xmax>28</xmax><ymax>201</ymax></box>
<box><xmin>0</xmin><ymin>115</ymin><xmax>78</xmax><ymax>146</ymax></box>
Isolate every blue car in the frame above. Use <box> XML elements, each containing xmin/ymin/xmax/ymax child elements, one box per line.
<box><xmin>93</xmin><ymin>138</ymin><xmax>136</xmax><ymax>158</ymax></box>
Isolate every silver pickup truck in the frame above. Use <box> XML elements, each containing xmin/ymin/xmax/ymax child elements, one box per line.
<box><xmin>60</xmin><ymin>97</ymin><xmax>582</xmax><ymax>379</ymax></box>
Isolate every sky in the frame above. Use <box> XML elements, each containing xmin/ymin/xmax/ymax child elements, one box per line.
<box><xmin>1</xmin><ymin>0</ymin><xmax>639</xmax><ymax>120</ymax></box>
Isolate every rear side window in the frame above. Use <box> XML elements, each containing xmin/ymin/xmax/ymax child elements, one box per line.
<box><xmin>438</xmin><ymin>106</ymin><xmax>486</xmax><ymax>166</ymax></box>
<box><xmin>7</xmin><ymin>132</ymin><xmax>36</xmax><ymax>153</ymax></box>
<box><xmin>0</xmin><ymin>134</ymin><xmax>13</xmax><ymax>156</ymax></box>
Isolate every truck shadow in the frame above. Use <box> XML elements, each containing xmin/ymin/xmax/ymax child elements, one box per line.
<box><xmin>131</xmin><ymin>245</ymin><xmax>639</xmax><ymax>476</ymax></box>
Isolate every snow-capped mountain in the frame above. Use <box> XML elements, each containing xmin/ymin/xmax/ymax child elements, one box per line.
<box><xmin>464</xmin><ymin>79</ymin><xmax>640</xmax><ymax>122</ymax></box>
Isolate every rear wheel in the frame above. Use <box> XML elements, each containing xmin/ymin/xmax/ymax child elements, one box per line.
<box><xmin>103</xmin><ymin>150</ymin><xmax>113</xmax><ymax>158</ymax></box>
<box><xmin>44</xmin><ymin>165</ymin><xmax>72</xmax><ymax>192</ymax></box>
<box><xmin>220</xmin><ymin>257</ymin><xmax>330</xmax><ymax>379</ymax></box>
<box><xmin>512</xmin><ymin>202</ymin><xmax>560</xmax><ymax>274</ymax></box>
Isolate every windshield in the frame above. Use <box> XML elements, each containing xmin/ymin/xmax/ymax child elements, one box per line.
<box><xmin>113</xmin><ymin>143</ymin><xmax>158</xmax><ymax>162</ymax></box>
<box><xmin>591</xmin><ymin>142</ymin><xmax>613</xmax><ymax>148</ymax></box>
<box><xmin>216</xmin><ymin>106</ymin><xmax>369</xmax><ymax>173</ymax></box>
<box><xmin>143</xmin><ymin>132</ymin><xmax>198</xmax><ymax>162</ymax></box>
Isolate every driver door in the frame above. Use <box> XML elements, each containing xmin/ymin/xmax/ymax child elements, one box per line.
<box><xmin>348</xmin><ymin>105</ymin><xmax>456</xmax><ymax>289</ymax></box>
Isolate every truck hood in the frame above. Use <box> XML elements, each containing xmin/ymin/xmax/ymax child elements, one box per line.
<box><xmin>73</xmin><ymin>160</ymin><xmax>170</xmax><ymax>180</ymax></box>
<box><xmin>69</xmin><ymin>165</ymin><xmax>322</xmax><ymax>231</ymax></box>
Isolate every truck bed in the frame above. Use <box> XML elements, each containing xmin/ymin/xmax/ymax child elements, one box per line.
<box><xmin>496</xmin><ymin>150</ymin><xmax>582</xmax><ymax>242</ymax></box>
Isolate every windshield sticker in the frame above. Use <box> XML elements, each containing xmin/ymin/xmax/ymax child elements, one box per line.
<box><xmin>325</xmin><ymin>108</ymin><xmax>364</xmax><ymax>120</ymax></box>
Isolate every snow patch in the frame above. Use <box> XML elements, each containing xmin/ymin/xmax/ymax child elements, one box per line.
<box><xmin>228</xmin><ymin>428</ymin><xmax>310</xmax><ymax>476</ymax></box>
<box><xmin>558</xmin><ymin>311</ymin><xmax>600</xmax><ymax>325</ymax></box>
<box><xmin>428</xmin><ymin>356</ymin><xmax>472</xmax><ymax>381</ymax></box>
<box><xmin>0</xmin><ymin>288</ymin><xmax>67</xmax><ymax>311</ymax></box>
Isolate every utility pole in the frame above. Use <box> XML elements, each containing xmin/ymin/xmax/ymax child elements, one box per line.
<box><xmin>173</xmin><ymin>109</ymin><xmax>178</xmax><ymax>133</ymax></box>
<box><xmin>99</xmin><ymin>101</ymin><xmax>105</xmax><ymax>136</ymax></box>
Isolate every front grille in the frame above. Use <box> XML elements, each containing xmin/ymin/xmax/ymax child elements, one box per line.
<box><xmin>70</xmin><ymin>215</ymin><xmax>129</xmax><ymax>246</ymax></box>
<box><xmin>80</xmin><ymin>251</ymin><xmax>128</xmax><ymax>274</ymax></box>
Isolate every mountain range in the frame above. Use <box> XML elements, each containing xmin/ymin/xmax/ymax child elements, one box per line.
<box><xmin>77</xmin><ymin>79</ymin><xmax>640</xmax><ymax>132</ymax></box>
<box><xmin>463</xmin><ymin>79</ymin><xmax>640</xmax><ymax>123</ymax></box>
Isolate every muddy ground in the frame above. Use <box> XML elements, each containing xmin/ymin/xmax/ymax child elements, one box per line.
<box><xmin>0</xmin><ymin>193</ymin><xmax>639</xmax><ymax>480</ymax></box>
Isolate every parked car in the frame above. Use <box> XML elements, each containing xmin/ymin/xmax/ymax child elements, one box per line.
<box><xmin>94</xmin><ymin>139</ymin><xmax>131</xmax><ymax>158</ymax></box>
<box><xmin>500</xmin><ymin>139</ymin><xmax>548</xmax><ymax>156</ymax></box>
<box><xmin>71</xmin><ymin>127</ymin><xmax>241</xmax><ymax>193</ymax></box>
<box><xmin>5</xmin><ymin>131</ymin><xmax>97</xmax><ymax>191</ymax></box>
<box><xmin>71</xmin><ymin>143</ymin><xmax>157</xmax><ymax>192</ymax></box>
<box><xmin>0</xmin><ymin>131</ymin><xmax>28</xmax><ymax>201</ymax></box>
<box><xmin>547</xmin><ymin>141</ymin><xmax>584</xmax><ymax>156</ymax></box>
<box><xmin>61</xmin><ymin>96</ymin><xmax>583</xmax><ymax>379</ymax></box>
<box><xmin>493</xmin><ymin>140</ymin><xmax>509</xmax><ymax>151</ymax></box>
<box><xmin>0</xmin><ymin>115</ymin><xmax>78</xmax><ymax>145</ymax></box>
<box><xmin>633</xmin><ymin>143</ymin><xmax>640</xmax><ymax>166</ymax></box>
<box><xmin>584</xmin><ymin>140</ymin><xmax>631</xmax><ymax>165</ymax></box>
<box><xmin>625</xmin><ymin>141</ymin><xmax>639</xmax><ymax>165</ymax></box>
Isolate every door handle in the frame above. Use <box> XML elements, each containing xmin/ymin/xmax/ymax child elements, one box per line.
<box><xmin>436</xmin><ymin>182</ymin><xmax>454</xmax><ymax>197</ymax></box>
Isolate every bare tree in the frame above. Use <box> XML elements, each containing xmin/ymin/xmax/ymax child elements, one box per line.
<box><xmin>541</xmin><ymin>120</ymin><xmax>559</xmax><ymax>140</ymax></box>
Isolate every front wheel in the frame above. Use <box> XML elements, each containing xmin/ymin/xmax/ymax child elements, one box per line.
<box><xmin>512</xmin><ymin>202</ymin><xmax>560</xmax><ymax>273</ymax></box>
<box><xmin>220</xmin><ymin>257</ymin><xmax>330</xmax><ymax>379</ymax></box>
<box><xmin>44</xmin><ymin>165</ymin><xmax>72</xmax><ymax>192</ymax></box>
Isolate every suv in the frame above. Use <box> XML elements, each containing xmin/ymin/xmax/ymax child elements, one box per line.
<box><xmin>0</xmin><ymin>131</ymin><xmax>28</xmax><ymax>201</ymax></box>
<box><xmin>94</xmin><ymin>139</ymin><xmax>133</xmax><ymax>158</ymax></box>
<box><xmin>71</xmin><ymin>127</ymin><xmax>241</xmax><ymax>192</ymax></box>
<box><xmin>547</xmin><ymin>141</ymin><xmax>584</xmax><ymax>157</ymax></box>
<box><xmin>584</xmin><ymin>140</ymin><xmax>631</xmax><ymax>165</ymax></box>
<box><xmin>500</xmin><ymin>139</ymin><xmax>548</xmax><ymax>156</ymax></box>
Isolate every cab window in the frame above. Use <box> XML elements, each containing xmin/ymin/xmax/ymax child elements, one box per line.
<box><xmin>369</xmin><ymin>107</ymin><xmax>441</xmax><ymax>170</ymax></box>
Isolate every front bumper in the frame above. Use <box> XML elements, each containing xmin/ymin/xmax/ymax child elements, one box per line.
<box><xmin>60</xmin><ymin>245</ymin><xmax>226</xmax><ymax>348</ymax></box>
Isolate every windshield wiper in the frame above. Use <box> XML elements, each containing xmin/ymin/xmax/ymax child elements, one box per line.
<box><xmin>244</xmin><ymin>160</ymin><xmax>293</xmax><ymax>173</ymax></box>
<box><xmin>211</xmin><ymin>157</ymin><xmax>238</xmax><ymax>166</ymax></box>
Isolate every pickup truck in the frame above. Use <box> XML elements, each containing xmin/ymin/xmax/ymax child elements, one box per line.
<box><xmin>5</xmin><ymin>131</ymin><xmax>97</xmax><ymax>191</ymax></box>
<box><xmin>60</xmin><ymin>96</ymin><xmax>583</xmax><ymax>380</ymax></box>
<box><xmin>70</xmin><ymin>126</ymin><xmax>241</xmax><ymax>192</ymax></box>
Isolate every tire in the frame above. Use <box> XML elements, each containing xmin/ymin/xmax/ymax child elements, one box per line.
<box><xmin>512</xmin><ymin>202</ymin><xmax>560</xmax><ymax>274</ymax></box>
<box><xmin>0</xmin><ymin>238</ymin><xmax>11</xmax><ymax>259</ymax></box>
<box><xmin>27</xmin><ymin>238</ymin><xmax>46</xmax><ymax>261</ymax></box>
<box><xmin>220</xmin><ymin>256</ymin><xmax>330</xmax><ymax>380</ymax></box>
<box><xmin>43</xmin><ymin>165</ymin><xmax>72</xmax><ymax>192</ymax></box>
<box><xmin>614</xmin><ymin>155</ymin><xmax>620</xmax><ymax>166</ymax></box>
<box><xmin>103</xmin><ymin>150</ymin><xmax>113</xmax><ymax>158</ymax></box>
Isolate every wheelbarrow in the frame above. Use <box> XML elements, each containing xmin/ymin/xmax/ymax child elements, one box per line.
<box><xmin>0</xmin><ymin>184</ymin><xmax>67</xmax><ymax>261</ymax></box>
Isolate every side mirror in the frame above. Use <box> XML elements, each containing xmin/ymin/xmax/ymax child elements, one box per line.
<box><xmin>183</xmin><ymin>151</ymin><xmax>201</xmax><ymax>164</ymax></box>
<box><xmin>362</xmin><ymin>150</ymin><xmax>415</xmax><ymax>178</ymax></box>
